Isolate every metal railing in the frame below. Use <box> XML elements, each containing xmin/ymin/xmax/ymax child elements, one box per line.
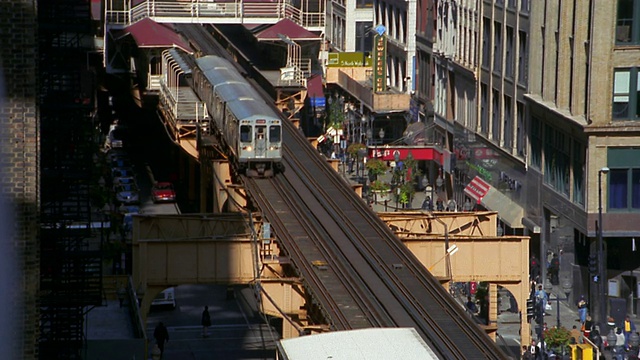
<box><xmin>106</xmin><ymin>0</ymin><xmax>324</xmax><ymax>29</ymax></box>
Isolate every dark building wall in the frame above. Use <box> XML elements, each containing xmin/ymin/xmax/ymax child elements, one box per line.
<box><xmin>0</xmin><ymin>1</ymin><xmax>39</xmax><ymax>359</ymax></box>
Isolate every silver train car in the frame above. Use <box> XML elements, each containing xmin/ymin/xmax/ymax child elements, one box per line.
<box><xmin>193</xmin><ymin>55</ymin><xmax>283</xmax><ymax>177</ymax></box>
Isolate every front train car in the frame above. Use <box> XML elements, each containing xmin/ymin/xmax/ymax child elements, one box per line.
<box><xmin>194</xmin><ymin>55</ymin><xmax>283</xmax><ymax>177</ymax></box>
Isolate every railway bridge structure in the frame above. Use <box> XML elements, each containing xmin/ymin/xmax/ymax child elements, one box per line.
<box><xmin>103</xmin><ymin>11</ymin><xmax>531</xmax><ymax>359</ymax></box>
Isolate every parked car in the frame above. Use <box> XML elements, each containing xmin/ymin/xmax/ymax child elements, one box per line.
<box><xmin>113</xmin><ymin>176</ymin><xmax>136</xmax><ymax>188</ymax></box>
<box><xmin>114</xmin><ymin>183</ymin><xmax>139</xmax><ymax>204</ymax></box>
<box><xmin>151</xmin><ymin>182</ymin><xmax>176</xmax><ymax>203</ymax></box>
<box><xmin>112</xmin><ymin>167</ymin><xmax>135</xmax><ymax>181</ymax></box>
<box><xmin>151</xmin><ymin>287</ymin><xmax>176</xmax><ymax>309</ymax></box>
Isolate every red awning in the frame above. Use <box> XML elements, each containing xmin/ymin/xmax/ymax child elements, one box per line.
<box><xmin>255</xmin><ymin>19</ymin><xmax>321</xmax><ymax>41</ymax></box>
<box><xmin>369</xmin><ymin>146</ymin><xmax>444</xmax><ymax>164</ymax></box>
<box><xmin>464</xmin><ymin>176</ymin><xmax>491</xmax><ymax>204</ymax></box>
<box><xmin>307</xmin><ymin>74</ymin><xmax>324</xmax><ymax>98</ymax></box>
<box><xmin>117</xmin><ymin>18</ymin><xmax>192</xmax><ymax>53</ymax></box>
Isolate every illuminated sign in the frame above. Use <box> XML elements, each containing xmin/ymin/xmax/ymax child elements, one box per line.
<box><xmin>373</xmin><ymin>25</ymin><xmax>387</xmax><ymax>93</ymax></box>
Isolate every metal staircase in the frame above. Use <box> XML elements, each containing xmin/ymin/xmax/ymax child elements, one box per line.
<box><xmin>38</xmin><ymin>1</ymin><xmax>103</xmax><ymax>358</ymax></box>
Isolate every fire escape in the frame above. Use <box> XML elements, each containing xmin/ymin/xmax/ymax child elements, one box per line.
<box><xmin>38</xmin><ymin>1</ymin><xmax>103</xmax><ymax>358</ymax></box>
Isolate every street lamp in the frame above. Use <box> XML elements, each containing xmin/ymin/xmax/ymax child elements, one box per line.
<box><xmin>378</xmin><ymin>128</ymin><xmax>385</xmax><ymax>159</ymax></box>
<box><xmin>597</xmin><ymin>166</ymin><xmax>609</xmax><ymax>330</ymax></box>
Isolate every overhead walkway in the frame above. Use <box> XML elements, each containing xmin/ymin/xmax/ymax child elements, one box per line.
<box><xmin>105</xmin><ymin>0</ymin><xmax>325</xmax><ymax>32</ymax></box>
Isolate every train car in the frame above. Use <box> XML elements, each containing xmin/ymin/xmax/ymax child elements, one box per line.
<box><xmin>193</xmin><ymin>55</ymin><xmax>283</xmax><ymax>177</ymax></box>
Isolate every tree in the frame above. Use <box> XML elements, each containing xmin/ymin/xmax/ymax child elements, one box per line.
<box><xmin>347</xmin><ymin>143</ymin><xmax>366</xmax><ymax>159</ymax></box>
<box><xmin>543</xmin><ymin>326</ymin><xmax>571</xmax><ymax>354</ymax></box>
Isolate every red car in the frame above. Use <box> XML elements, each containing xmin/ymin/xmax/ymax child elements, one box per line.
<box><xmin>151</xmin><ymin>182</ymin><xmax>176</xmax><ymax>203</ymax></box>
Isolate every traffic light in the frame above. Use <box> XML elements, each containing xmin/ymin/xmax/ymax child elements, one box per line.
<box><xmin>526</xmin><ymin>298</ymin><xmax>535</xmax><ymax>322</ymax></box>
<box><xmin>588</xmin><ymin>254</ymin><xmax>598</xmax><ymax>275</ymax></box>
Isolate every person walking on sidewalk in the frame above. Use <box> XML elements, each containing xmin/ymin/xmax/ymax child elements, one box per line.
<box><xmin>576</xmin><ymin>295</ymin><xmax>588</xmax><ymax>324</ymax></box>
<box><xmin>201</xmin><ymin>306</ymin><xmax>212</xmax><ymax>337</ymax></box>
<box><xmin>153</xmin><ymin>322</ymin><xmax>169</xmax><ymax>357</ymax></box>
<box><xmin>624</xmin><ymin>315</ymin><xmax>636</xmax><ymax>350</ymax></box>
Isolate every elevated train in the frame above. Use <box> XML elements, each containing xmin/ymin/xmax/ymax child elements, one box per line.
<box><xmin>191</xmin><ymin>55</ymin><xmax>284</xmax><ymax>177</ymax></box>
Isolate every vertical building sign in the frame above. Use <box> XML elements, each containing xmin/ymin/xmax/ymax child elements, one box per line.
<box><xmin>373</xmin><ymin>25</ymin><xmax>387</xmax><ymax>93</ymax></box>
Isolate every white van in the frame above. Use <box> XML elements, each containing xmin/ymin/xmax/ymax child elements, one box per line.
<box><xmin>151</xmin><ymin>287</ymin><xmax>176</xmax><ymax>309</ymax></box>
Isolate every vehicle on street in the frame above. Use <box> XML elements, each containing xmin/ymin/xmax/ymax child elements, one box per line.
<box><xmin>151</xmin><ymin>287</ymin><xmax>176</xmax><ymax>309</ymax></box>
<box><xmin>114</xmin><ymin>183</ymin><xmax>139</xmax><ymax>204</ymax></box>
<box><xmin>112</xmin><ymin>167</ymin><xmax>135</xmax><ymax>181</ymax></box>
<box><xmin>112</xmin><ymin>176</ymin><xmax>136</xmax><ymax>188</ymax></box>
<box><xmin>151</xmin><ymin>182</ymin><xmax>176</xmax><ymax>203</ymax></box>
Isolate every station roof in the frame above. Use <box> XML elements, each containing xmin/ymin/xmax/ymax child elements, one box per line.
<box><xmin>117</xmin><ymin>18</ymin><xmax>192</xmax><ymax>53</ymax></box>
<box><xmin>255</xmin><ymin>19</ymin><xmax>320</xmax><ymax>41</ymax></box>
<box><xmin>277</xmin><ymin>328</ymin><xmax>438</xmax><ymax>360</ymax></box>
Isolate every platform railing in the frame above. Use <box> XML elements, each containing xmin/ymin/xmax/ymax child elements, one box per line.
<box><xmin>106</xmin><ymin>0</ymin><xmax>324</xmax><ymax>28</ymax></box>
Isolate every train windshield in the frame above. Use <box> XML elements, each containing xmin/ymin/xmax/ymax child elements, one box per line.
<box><xmin>240</xmin><ymin>125</ymin><xmax>252</xmax><ymax>143</ymax></box>
<box><xmin>269</xmin><ymin>125</ymin><xmax>281</xmax><ymax>142</ymax></box>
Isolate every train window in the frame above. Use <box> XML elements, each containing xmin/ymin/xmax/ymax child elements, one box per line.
<box><xmin>240</xmin><ymin>125</ymin><xmax>251</xmax><ymax>142</ymax></box>
<box><xmin>256</xmin><ymin>126</ymin><xmax>266</xmax><ymax>140</ymax></box>
<box><xmin>269</xmin><ymin>125</ymin><xmax>281</xmax><ymax>142</ymax></box>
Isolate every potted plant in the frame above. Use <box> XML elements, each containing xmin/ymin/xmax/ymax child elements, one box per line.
<box><xmin>365</xmin><ymin>158</ymin><xmax>388</xmax><ymax>181</ymax></box>
<box><xmin>543</xmin><ymin>326</ymin><xmax>571</xmax><ymax>355</ymax></box>
<box><xmin>370</xmin><ymin>180</ymin><xmax>391</xmax><ymax>202</ymax></box>
<box><xmin>347</xmin><ymin>143</ymin><xmax>367</xmax><ymax>159</ymax></box>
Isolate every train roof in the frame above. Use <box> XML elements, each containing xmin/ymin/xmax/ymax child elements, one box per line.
<box><xmin>227</xmin><ymin>98</ymin><xmax>279</xmax><ymax>121</ymax></box>
<box><xmin>276</xmin><ymin>328</ymin><xmax>439</xmax><ymax>360</ymax></box>
<box><xmin>196</xmin><ymin>55</ymin><xmax>246</xmax><ymax>85</ymax></box>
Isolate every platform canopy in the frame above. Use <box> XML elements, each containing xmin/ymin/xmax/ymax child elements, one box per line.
<box><xmin>116</xmin><ymin>18</ymin><xmax>192</xmax><ymax>53</ymax></box>
<box><xmin>277</xmin><ymin>328</ymin><xmax>438</xmax><ymax>360</ymax></box>
<box><xmin>254</xmin><ymin>18</ymin><xmax>321</xmax><ymax>41</ymax></box>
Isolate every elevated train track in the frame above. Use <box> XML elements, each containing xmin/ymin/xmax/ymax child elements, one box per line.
<box><xmin>173</xmin><ymin>24</ymin><xmax>507</xmax><ymax>359</ymax></box>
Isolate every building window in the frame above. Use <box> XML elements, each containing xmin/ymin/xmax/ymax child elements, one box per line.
<box><xmin>356</xmin><ymin>22</ymin><xmax>374</xmax><ymax>53</ymax></box>
<box><xmin>516</xmin><ymin>101</ymin><xmax>525</xmax><ymax>157</ymax></box>
<box><xmin>607</xmin><ymin>148</ymin><xmax>640</xmax><ymax>211</ymax></box>
<box><xmin>505</xmin><ymin>26</ymin><xmax>514</xmax><ymax>79</ymax></box>
<box><xmin>518</xmin><ymin>31</ymin><xmax>528</xmax><ymax>85</ymax></box>
<box><xmin>530</xmin><ymin>116</ymin><xmax>542</xmax><ymax>169</ymax></box>
<box><xmin>481</xmin><ymin>83</ymin><xmax>489</xmax><ymax>134</ymax></box>
<box><xmin>573</xmin><ymin>141</ymin><xmax>585</xmax><ymax>206</ymax></box>
<box><xmin>616</xmin><ymin>0</ymin><xmax>639</xmax><ymax>44</ymax></box>
<box><xmin>492</xmin><ymin>89</ymin><xmax>501</xmax><ymax>143</ymax></box>
<box><xmin>482</xmin><ymin>18</ymin><xmax>491</xmax><ymax>69</ymax></box>
<box><xmin>544</xmin><ymin>124</ymin><xmax>570</xmax><ymax>196</ymax></box>
<box><xmin>493</xmin><ymin>21</ymin><xmax>502</xmax><ymax>73</ymax></box>
<box><xmin>520</xmin><ymin>0</ymin><xmax>530</xmax><ymax>14</ymax></box>
<box><xmin>504</xmin><ymin>95</ymin><xmax>513</xmax><ymax>149</ymax></box>
<box><xmin>613</xmin><ymin>68</ymin><xmax>640</xmax><ymax>120</ymax></box>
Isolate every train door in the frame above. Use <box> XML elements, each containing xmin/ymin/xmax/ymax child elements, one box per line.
<box><xmin>255</xmin><ymin>125</ymin><xmax>267</xmax><ymax>158</ymax></box>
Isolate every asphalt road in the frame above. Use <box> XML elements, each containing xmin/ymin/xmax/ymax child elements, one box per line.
<box><xmin>146</xmin><ymin>284</ymin><xmax>280</xmax><ymax>360</ymax></box>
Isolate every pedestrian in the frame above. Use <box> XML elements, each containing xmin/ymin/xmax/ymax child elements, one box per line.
<box><xmin>570</xmin><ymin>325</ymin><xmax>582</xmax><ymax>344</ymax></box>
<box><xmin>421</xmin><ymin>196</ymin><xmax>433</xmax><ymax>211</ymax></box>
<box><xmin>549</xmin><ymin>253</ymin><xmax>560</xmax><ymax>285</ymax></box>
<box><xmin>521</xmin><ymin>345</ymin><xmax>533</xmax><ymax>359</ymax></box>
<box><xmin>530</xmin><ymin>255</ymin><xmax>540</xmax><ymax>283</ymax></box>
<box><xmin>153</xmin><ymin>322</ymin><xmax>169</xmax><ymax>356</ymax></box>
<box><xmin>576</xmin><ymin>295</ymin><xmax>588</xmax><ymax>324</ymax></box>
<box><xmin>535</xmin><ymin>284</ymin><xmax>548</xmax><ymax>316</ymax></box>
<box><xmin>624</xmin><ymin>315</ymin><xmax>637</xmax><ymax>350</ymax></box>
<box><xmin>582</xmin><ymin>315</ymin><xmax>593</xmax><ymax>339</ymax></box>
<box><xmin>465</xmin><ymin>296</ymin><xmax>478</xmax><ymax>315</ymax></box>
<box><xmin>201</xmin><ymin>305</ymin><xmax>212</xmax><ymax>337</ymax></box>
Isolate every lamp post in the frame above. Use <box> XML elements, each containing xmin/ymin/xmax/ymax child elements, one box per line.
<box><xmin>597</xmin><ymin>166</ymin><xmax>609</xmax><ymax>330</ymax></box>
<box><xmin>378</xmin><ymin>128</ymin><xmax>385</xmax><ymax>158</ymax></box>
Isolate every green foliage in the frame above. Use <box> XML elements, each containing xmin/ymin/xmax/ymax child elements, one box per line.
<box><xmin>397</xmin><ymin>182</ymin><xmax>414</xmax><ymax>205</ymax></box>
<box><xmin>370</xmin><ymin>180</ymin><xmax>391</xmax><ymax>192</ymax></box>
<box><xmin>544</xmin><ymin>326</ymin><xmax>571</xmax><ymax>349</ymax></box>
<box><xmin>327</xmin><ymin>97</ymin><xmax>346</xmax><ymax>128</ymax></box>
<box><xmin>347</xmin><ymin>143</ymin><xmax>367</xmax><ymax>158</ymax></box>
<box><xmin>365</xmin><ymin>158</ymin><xmax>388</xmax><ymax>177</ymax></box>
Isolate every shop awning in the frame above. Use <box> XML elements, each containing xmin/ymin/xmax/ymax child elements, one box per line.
<box><xmin>464</xmin><ymin>176</ymin><xmax>491</xmax><ymax>203</ymax></box>
<box><xmin>464</xmin><ymin>176</ymin><xmax>524</xmax><ymax>228</ymax></box>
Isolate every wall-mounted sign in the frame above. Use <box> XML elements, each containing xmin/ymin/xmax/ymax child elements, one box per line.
<box><xmin>373</xmin><ymin>25</ymin><xmax>387</xmax><ymax>93</ymax></box>
<box><xmin>327</xmin><ymin>52</ymin><xmax>372</xmax><ymax>67</ymax></box>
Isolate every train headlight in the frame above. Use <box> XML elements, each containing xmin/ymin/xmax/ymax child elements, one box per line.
<box><xmin>243</xmin><ymin>146</ymin><xmax>253</xmax><ymax>152</ymax></box>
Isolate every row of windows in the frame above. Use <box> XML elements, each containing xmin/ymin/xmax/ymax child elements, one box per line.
<box><xmin>529</xmin><ymin>118</ymin><xmax>586</xmax><ymax>206</ymax></box>
<box><xmin>607</xmin><ymin>148</ymin><xmax>640</xmax><ymax>211</ymax></box>
<box><xmin>481</xmin><ymin>18</ymin><xmax>528</xmax><ymax>85</ymax></box>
